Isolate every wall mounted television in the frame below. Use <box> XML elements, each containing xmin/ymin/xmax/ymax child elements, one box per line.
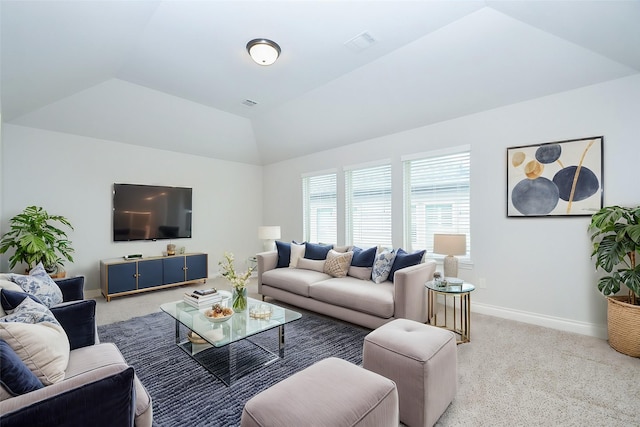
<box><xmin>113</xmin><ymin>183</ymin><xmax>192</xmax><ymax>242</ymax></box>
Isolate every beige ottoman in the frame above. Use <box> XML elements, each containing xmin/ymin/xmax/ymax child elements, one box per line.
<box><xmin>363</xmin><ymin>319</ymin><xmax>457</xmax><ymax>427</ymax></box>
<box><xmin>241</xmin><ymin>357</ymin><xmax>399</xmax><ymax>427</ymax></box>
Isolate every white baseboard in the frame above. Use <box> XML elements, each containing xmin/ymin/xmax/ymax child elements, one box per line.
<box><xmin>472</xmin><ymin>302</ymin><xmax>608</xmax><ymax>339</ymax></box>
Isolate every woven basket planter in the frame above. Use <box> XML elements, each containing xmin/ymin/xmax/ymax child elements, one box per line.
<box><xmin>607</xmin><ymin>296</ymin><xmax>640</xmax><ymax>358</ymax></box>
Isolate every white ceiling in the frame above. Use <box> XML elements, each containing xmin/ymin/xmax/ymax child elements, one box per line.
<box><xmin>1</xmin><ymin>0</ymin><xmax>639</xmax><ymax>165</ymax></box>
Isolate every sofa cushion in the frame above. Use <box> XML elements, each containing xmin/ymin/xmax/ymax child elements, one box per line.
<box><xmin>351</xmin><ymin>246</ymin><xmax>377</xmax><ymax>267</ymax></box>
<box><xmin>310</xmin><ymin>278</ymin><xmax>395</xmax><ymax>318</ymax></box>
<box><xmin>372</xmin><ymin>249</ymin><xmax>397</xmax><ymax>284</ymax></box>
<box><xmin>297</xmin><ymin>258</ymin><xmax>326</xmax><ymax>273</ymax></box>
<box><xmin>304</xmin><ymin>243</ymin><xmax>333</xmax><ymax>260</ymax></box>
<box><xmin>0</xmin><ymin>339</ymin><xmax>44</xmax><ymax>397</ymax></box>
<box><xmin>66</xmin><ymin>342</ymin><xmax>153</xmax><ymax>420</ymax></box>
<box><xmin>348</xmin><ymin>266</ymin><xmax>373</xmax><ymax>280</ymax></box>
<box><xmin>323</xmin><ymin>250</ymin><xmax>353</xmax><ymax>278</ymax></box>
<box><xmin>388</xmin><ymin>249</ymin><xmax>426</xmax><ymax>282</ymax></box>
<box><xmin>275</xmin><ymin>241</ymin><xmax>291</xmax><ymax>268</ymax></box>
<box><xmin>261</xmin><ymin>268</ymin><xmax>331</xmax><ymax>297</ymax></box>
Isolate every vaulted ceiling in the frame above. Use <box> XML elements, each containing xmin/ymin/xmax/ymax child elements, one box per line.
<box><xmin>1</xmin><ymin>1</ymin><xmax>639</xmax><ymax>165</ymax></box>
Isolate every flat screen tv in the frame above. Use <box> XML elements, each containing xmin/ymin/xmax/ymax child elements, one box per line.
<box><xmin>113</xmin><ymin>183</ymin><xmax>192</xmax><ymax>242</ymax></box>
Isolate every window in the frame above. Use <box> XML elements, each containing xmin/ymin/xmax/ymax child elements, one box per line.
<box><xmin>403</xmin><ymin>147</ymin><xmax>470</xmax><ymax>257</ymax></box>
<box><xmin>303</xmin><ymin>173</ymin><xmax>337</xmax><ymax>243</ymax></box>
<box><xmin>345</xmin><ymin>163</ymin><xmax>392</xmax><ymax>248</ymax></box>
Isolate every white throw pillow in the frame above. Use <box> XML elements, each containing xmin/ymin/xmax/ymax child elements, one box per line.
<box><xmin>371</xmin><ymin>249</ymin><xmax>396</xmax><ymax>284</ymax></box>
<box><xmin>289</xmin><ymin>242</ymin><xmax>306</xmax><ymax>268</ymax></box>
<box><xmin>0</xmin><ymin>298</ymin><xmax>70</xmax><ymax>385</ymax></box>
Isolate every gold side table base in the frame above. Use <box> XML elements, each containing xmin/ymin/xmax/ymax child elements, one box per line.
<box><xmin>427</xmin><ymin>286</ymin><xmax>472</xmax><ymax>344</ymax></box>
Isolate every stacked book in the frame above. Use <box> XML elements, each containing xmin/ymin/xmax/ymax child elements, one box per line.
<box><xmin>182</xmin><ymin>288</ymin><xmax>222</xmax><ymax>309</ymax></box>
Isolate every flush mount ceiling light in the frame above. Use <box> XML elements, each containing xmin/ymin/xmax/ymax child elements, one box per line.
<box><xmin>246</xmin><ymin>38</ymin><xmax>281</xmax><ymax>66</ymax></box>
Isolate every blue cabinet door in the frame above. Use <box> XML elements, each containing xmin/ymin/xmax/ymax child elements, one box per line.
<box><xmin>186</xmin><ymin>254</ymin><xmax>208</xmax><ymax>281</ymax></box>
<box><xmin>106</xmin><ymin>263</ymin><xmax>137</xmax><ymax>294</ymax></box>
<box><xmin>163</xmin><ymin>256</ymin><xmax>186</xmax><ymax>284</ymax></box>
<box><xmin>137</xmin><ymin>259</ymin><xmax>163</xmax><ymax>289</ymax></box>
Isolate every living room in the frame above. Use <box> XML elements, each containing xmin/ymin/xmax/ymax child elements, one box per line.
<box><xmin>0</xmin><ymin>1</ymin><xmax>639</xmax><ymax>425</ymax></box>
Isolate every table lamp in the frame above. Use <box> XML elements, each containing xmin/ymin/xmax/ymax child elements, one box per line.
<box><xmin>433</xmin><ymin>233</ymin><xmax>466</xmax><ymax>278</ymax></box>
<box><xmin>258</xmin><ymin>226</ymin><xmax>281</xmax><ymax>252</ymax></box>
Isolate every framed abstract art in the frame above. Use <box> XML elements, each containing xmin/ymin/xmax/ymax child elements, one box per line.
<box><xmin>507</xmin><ymin>136</ymin><xmax>603</xmax><ymax>217</ymax></box>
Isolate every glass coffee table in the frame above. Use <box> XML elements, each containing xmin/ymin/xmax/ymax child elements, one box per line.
<box><xmin>160</xmin><ymin>292</ymin><xmax>301</xmax><ymax>386</ymax></box>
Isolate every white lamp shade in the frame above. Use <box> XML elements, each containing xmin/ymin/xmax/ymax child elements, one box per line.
<box><xmin>433</xmin><ymin>234</ymin><xmax>466</xmax><ymax>256</ymax></box>
<box><xmin>247</xmin><ymin>39</ymin><xmax>281</xmax><ymax>66</ymax></box>
<box><xmin>258</xmin><ymin>226</ymin><xmax>281</xmax><ymax>240</ymax></box>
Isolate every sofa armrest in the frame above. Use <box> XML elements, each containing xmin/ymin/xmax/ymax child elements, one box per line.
<box><xmin>256</xmin><ymin>251</ymin><xmax>278</xmax><ymax>295</ymax></box>
<box><xmin>393</xmin><ymin>260</ymin><xmax>436</xmax><ymax>323</ymax></box>
<box><xmin>50</xmin><ymin>300</ymin><xmax>97</xmax><ymax>350</ymax></box>
<box><xmin>0</xmin><ymin>364</ymin><xmax>136</xmax><ymax>427</ymax></box>
<box><xmin>54</xmin><ymin>276</ymin><xmax>85</xmax><ymax>302</ymax></box>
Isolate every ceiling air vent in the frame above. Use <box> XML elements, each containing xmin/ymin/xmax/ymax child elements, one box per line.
<box><xmin>344</xmin><ymin>31</ymin><xmax>377</xmax><ymax>52</ymax></box>
<box><xmin>242</xmin><ymin>99</ymin><xmax>258</xmax><ymax>107</ymax></box>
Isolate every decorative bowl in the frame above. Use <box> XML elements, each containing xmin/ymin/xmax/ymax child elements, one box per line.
<box><xmin>203</xmin><ymin>308</ymin><xmax>234</xmax><ymax>323</ymax></box>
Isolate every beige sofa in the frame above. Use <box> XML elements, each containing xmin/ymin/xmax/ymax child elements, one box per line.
<box><xmin>257</xmin><ymin>251</ymin><xmax>436</xmax><ymax>329</ymax></box>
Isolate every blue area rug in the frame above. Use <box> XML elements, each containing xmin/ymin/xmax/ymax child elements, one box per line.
<box><xmin>97</xmin><ymin>308</ymin><xmax>371</xmax><ymax>426</ymax></box>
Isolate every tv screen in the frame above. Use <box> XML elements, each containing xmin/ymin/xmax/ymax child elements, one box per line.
<box><xmin>113</xmin><ymin>184</ymin><xmax>192</xmax><ymax>242</ymax></box>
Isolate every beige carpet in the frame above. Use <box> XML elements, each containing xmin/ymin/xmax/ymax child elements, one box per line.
<box><xmin>92</xmin><ymin>277</ymin><xmax>640</xmax><ymax>426</ymax></box>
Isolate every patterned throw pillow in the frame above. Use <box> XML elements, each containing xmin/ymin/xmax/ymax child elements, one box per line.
<box><xmin>371</xmin><ymin>249</ymin><xmax>396</xmax><ymax>284</ymax></box>
<box><xmin>323</xmin><ymin>250</ymin><xmax>354</xmax><ymax>278</ymax></box>
<box><xmin>6</xmin><ymin>263</ymin><xmax>63</xmax><ymax>308</ymax></box>
<box><xmin>0</xmin><ymin>296</ymin><xmax>70</xmax><ymax>385</ymax></box>
<box><xmin>0</xmin><ymin>293</ymin><xmax>60</xmax><ymax>326</ymax></box>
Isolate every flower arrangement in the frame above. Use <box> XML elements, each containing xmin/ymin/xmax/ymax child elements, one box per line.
<box><xmin>219</xmin><ymin>252</ymin><xmax>254</xmax><ymax>311</ymax></box>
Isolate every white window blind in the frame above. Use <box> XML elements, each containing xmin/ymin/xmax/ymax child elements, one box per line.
<box><xmin>345</xmin><ymin>164</ymin><xmax>392</xmax><ymax>248</ymax></box>
<box><xmin>303</xmin><ymin>173</ymin><xmax>337</xmax><ymax>243</ymax></box>
<box><xmin>403</xmin><ymin>149</ymin><xmax>470</xmax><ymax>257</ymax></box>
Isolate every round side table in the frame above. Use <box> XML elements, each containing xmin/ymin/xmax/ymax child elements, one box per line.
<box><xmin>425</xmin><ymin>280</ymin><xmax>475</xmax><ymax>344</ymax></box>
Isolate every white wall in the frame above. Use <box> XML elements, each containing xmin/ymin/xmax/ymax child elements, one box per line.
<box><xmin>262</xmin><ymin>74</ymin><xmax>640</xmax><ymax>338</ymax></box>
<box><xmin>1</xmin><ymin>125</ymin><xmax>264</xmax><ymax>293</ymax></box>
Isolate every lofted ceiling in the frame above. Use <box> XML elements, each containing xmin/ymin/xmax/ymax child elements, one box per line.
<box><xmin>1</xmin><ymin>1</ymin><xmax>639</xmax><ymax>165</ymax></box>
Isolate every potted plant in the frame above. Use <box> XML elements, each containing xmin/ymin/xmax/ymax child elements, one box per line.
<box><xmin>0</xmin><ymin>205</ymin><xmax>75</xmax><ymax>277</ymax></box>
<box><xmin>588</xmin><ymin>205</ymin><xmax>640</xmax><ymax>357</ymax></box>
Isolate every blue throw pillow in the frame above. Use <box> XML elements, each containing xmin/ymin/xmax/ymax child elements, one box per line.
<box><xmin>351</xmin><ymin>246</ymin><xmax>377</xmax><ymax>267</ymax></box>
<box><xmin>1</xmin><ymin>289</ymin><xmax>44</xmax><ymax>311</ymax></box>
<box><xmin>0</xmin><ymin>339</ymin><xmax>44</xmax><ymax>396</ymax></box>
<box><xmin>388</xmin><ymin>248</ymin><xmax>426</xmax><ymax>282</ymax></box>
<box><xmin>275</xmin><ymin>241</ymin><xmax>291</xmax><ymax>268</ymax></box>
<box><xmin>51</xmin><ymin>300</ymin><xmax>96</xmax><ymax>350</ymax></box>
<box><xmin>304</xmin><ymin>243</ymin><xmax>333</xmax><ymax>260</ymax></box>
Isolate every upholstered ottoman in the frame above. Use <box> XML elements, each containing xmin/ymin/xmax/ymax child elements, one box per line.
<box><xmin>240</xmin><ymin>357</ymin><xmax>399</xmax><ymax>427</ymax></box>
<box><xmin>362</xmin><ymin>319</ymin><xmax>457</xmax><ymax>427</ymax></box>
